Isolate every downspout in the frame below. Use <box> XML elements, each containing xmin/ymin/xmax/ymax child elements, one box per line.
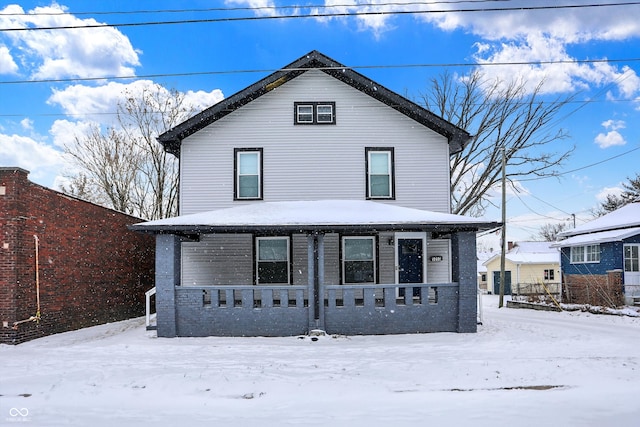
<box><xmin>13</xmin><ymin>235</ymin><xmax>42</xmax><ymax>329</ymax></box>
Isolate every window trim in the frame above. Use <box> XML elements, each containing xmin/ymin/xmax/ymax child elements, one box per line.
<box><xmin>256</xmin><ymin>236</ymin><xmax>290</xmax><ymax>285</ymax></box>
<box><xmin>544</xmin><ymin>269</ymin><xmax>555</xmax><ymax>281</ymax></box>
<box><xmin>234</xmin><ymin>148</ymin><xmax>263</xmax><ymax>200</ymax></box>
<box><xmin>342</xmin><ymin>236</ymin><xmax>376</xmax><ymax>284</ymax></box>
<box><xmin>365</xmin><ymin>147</ymin><xmax>395</xmax><ymax>200</ymax></box>
<box><xmin>294</xmin><ymin>102</ymin><xmax>336</xmax><ymax>125</ymax></box>
<box><xmin>570</xmin><ymin>244</ymin><xmax>600</xmax><ymax>264</ymax></box>
<box><xmin>624</xmin><ymin>244</ymin><xmax>639</xmax><ymax>273</ymax></box>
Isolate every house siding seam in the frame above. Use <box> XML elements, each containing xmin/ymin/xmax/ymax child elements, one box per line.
<box><xmin>179</xmin><ymin>70</ymin><xmax>451</xmax><ymax>215</ymax></box>
<box><xmin>0</xmin><ymin>168</ymin><xmax>155</xmax><ymax>345</ymax></box>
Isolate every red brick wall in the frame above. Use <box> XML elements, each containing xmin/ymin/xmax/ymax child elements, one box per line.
<box><xmin>0</xmin><ymin>168</ymin><xmax>155</xmax><ymax>344</ymax></box>
<box><xmin>562</xmin><ymin>271</ymin><xmax>625</xmax><ymax>307</ymax></box>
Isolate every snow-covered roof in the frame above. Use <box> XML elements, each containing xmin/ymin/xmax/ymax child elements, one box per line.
<box><xmin>483</xmin><ymin>252</ymin><xmax>560</xmax><ymax>266</ymax></box>
<box><xmin>509</xmin><ymin>241</ymin><xmax>557</xmax><ymax>254</ymax></box>
<box><xmin>504</xmin><ymin>252</ymin><xmax>559</xmax><ymax>264</ymax></box>
<box><xmin>130</xmin><ymin>200</ymin><xmax>499</xmax><ymax>233</ymax></box>
<box><xmin>559</xmin><ymin>203</ymin><xmax>640</xmax><ymax>237</ymax></box>
<box><xmin>552</xmin><ymin>226</ymin><xmax>640</xmax><ymax>247</ymax></box>
<box><xmin>482</xmin><ymin>241</ymin><xmax>559</xmax><ymax>266</ymax></box>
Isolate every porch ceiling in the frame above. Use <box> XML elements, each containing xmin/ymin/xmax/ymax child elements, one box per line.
<box><xmin>129</xmin><ymin>200</ymin><xmax>500</xmax><ymax>235</ymax></box>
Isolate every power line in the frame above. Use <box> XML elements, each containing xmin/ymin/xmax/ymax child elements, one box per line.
<box><xmin>518</xmin><ymin>144</ymin><xmax>640</xmax><ymax>183</ymax></box>
<box><xmin>2</xmin><ymin>2</ymin><xmax>640</xmax><ymax>32</ymax></box>
<box><xmin>0</xmin><ymin>1</ymin><xmax>511</xmax><ymax>17</ymax></box>
<box><xmin>1</xmin><ymin>57</ymin><xmax>640</xmax><ymax>86</ymax></box>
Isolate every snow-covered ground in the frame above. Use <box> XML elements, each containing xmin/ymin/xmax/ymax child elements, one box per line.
<box><xmin>1</xmin><ymin>295</ymin><xmax>639</xmax><ymax>426</ymax></box>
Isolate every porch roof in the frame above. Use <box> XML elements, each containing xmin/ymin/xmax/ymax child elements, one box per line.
<box><xmin>130</xmin><ymin>200</ymin><xmax>500</xmax><ymax>234</ymax></box>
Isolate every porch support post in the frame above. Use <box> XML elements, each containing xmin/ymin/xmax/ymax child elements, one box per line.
<box><xmin>317</xmin><ymin>233</ymin><xmax>325</xmax><ymax>330</ymax></box>
<box><xmin>307</xmin><ymin>234</ymin><xmax>316</xmax><ymax>331</ymax></box>
<box><xmin>307</xmin><ymin>233</ymin><xmax>325</xmax><ymax>331</ymax></box>
<box><xmin>451</xmin><ymin>230</ymin><xmax>478</xmax><ymax>333</ymax></box>
<box><xmin>155</xmin><ymin>233</ymin><xmax>183</xmax><ymax>338</ymax></box>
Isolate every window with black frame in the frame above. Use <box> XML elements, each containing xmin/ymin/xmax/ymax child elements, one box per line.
<box><xmin>256</xmin><ymin>237</ymin><xmax>290</xmax><ymax>284</ymax></box>
<box><xmin>342</xmin><ymin>236</ymin><xmax>375</xmax><ymax>284</ymax></box>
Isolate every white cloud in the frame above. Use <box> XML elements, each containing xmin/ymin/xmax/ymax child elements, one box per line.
<box><xmin>596</xmin><ymin>185</ymin><xmax>624</xmax><ymax>201</ymax></box>
<box><xmin>601</xmin><ymin>119</ymin><xmax>625</xmax><ymax>131</ymax></box>
<box><xmin>413</xmin><ymin>1</ymin><xmax>640</xmax><ymax>97</ymax></box>
<box><xmin>594</xmin><ymin>131</ymin><xmax>626</xmax><ymax>149</ymax></box>
<box><xmin>0</xmin><ymin>45</ymin><xmax>18</xmax><ymax>74</ymax></box>
<box><xmin>224</xmin><ymin>0</ymin><xmax>277</xmax><ymax>16</ymax></box>
<box><xmin>594</xmin><ymin>119</ymin><xmax>628</xmax><ymax>148</ymax></box>
<box><xmin>20</xmin><ymin>118</ymin><xmax>33</xmax><ymax>130</ymax></box>
<box><xmin>420</xmin><ymin>1</ymin><xmax>640</xmax><ymax>43</ymax></box>
<box><xmin>0</xmin><ymin>133</ymin><xmax>65</xmax><ymax>178</ymax></box>
<box><xmin>183</xmin><ymin>89</ymin><xmax>225</xmax><ymax>111</ymax></box>
<box><xmin>311</xmin><ymin>0</ymin><xmax>401</xmax><ymax>37</ymax></box>
<box><xmin>0</xmin><ymin>4</ymin><xmax>139</xmax><ymax>79</ymax></box>
<box><xmin>49</xmin><ymin>119</ymin><xmax>95</xmax><ymax>149</ymax></box>
<box><xmin>48</xmin><ymin>80</ymin><xmax>224</xmax><ymax>126</ymax></box>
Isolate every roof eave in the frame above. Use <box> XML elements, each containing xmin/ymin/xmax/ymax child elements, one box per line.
<box><xmin>128</xmin><ymin>221</ymin><xmax>501</xmax><ymax>235</ymax></box>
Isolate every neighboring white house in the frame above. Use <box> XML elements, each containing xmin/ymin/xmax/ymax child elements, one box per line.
<box><xmin>131</xmin><ymin>51</ymin><xmax>498</xmax><ymax>337</ymax></box>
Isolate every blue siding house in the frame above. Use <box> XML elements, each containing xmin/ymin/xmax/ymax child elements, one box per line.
<box><xmin>554</xmin><ymin>203</ymin><xmax>640</xmax><ymax>306</ymax></box>
<box><xmin>130</xmin><ymin>51</ymin><xmax>499</xmax><ymax>337</ymax></box>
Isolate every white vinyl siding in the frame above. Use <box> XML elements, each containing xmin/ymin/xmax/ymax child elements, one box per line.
<box><xmin>179</xmin><ymin>70</ymin><xmax>451</xmax><ymax>215</ymax></box>
<box><xmin>182</xmin><ymin>234</ymin><xmax>253</xmax><ymax>286</ymax></box>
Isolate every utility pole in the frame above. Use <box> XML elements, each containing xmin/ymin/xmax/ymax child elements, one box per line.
<box><xmin>499</xmin><ymin>148</ymin><xmax>506</xmax><ymax>308</ymax></box>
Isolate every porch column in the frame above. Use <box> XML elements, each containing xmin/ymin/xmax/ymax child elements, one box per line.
<box><xmin>307</xmin><ymin>233</ymin><xmax>325</xmax><ymax>331</ymax></box>
<box><xmin>451</xmin><ymin>230</ymin><xmax>478</xmax><ymax>333</ymax></box>
<box><xmin>155</xmin><ymin>234</ymin><xmax>183</xmax><ymax>338</ymax></box>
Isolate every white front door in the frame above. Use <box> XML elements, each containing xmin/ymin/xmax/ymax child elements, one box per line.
<box><xmin>624</xmin><ymin>244</ymin><xmax>640</xmax><ymax>295</ymax></box>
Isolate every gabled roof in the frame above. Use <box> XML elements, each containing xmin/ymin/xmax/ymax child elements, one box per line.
<box><xmin>158</xmin><ymin>50</ymin><xmax>471</xmax><ymax>157</ymax></box>
<box><xmin>129</xmin><ymin>200</ymin><xmax>499</xmax><ymax>234</ymax></box>
<box><xmin>482</xmin><ymin>241</ymin><xmax>559</xmax><ymax>266</ymax></box>
<box><xmin>558</xmin><ymin>202</ymin><xmax>640</xmax><ymax>238</ymax></box>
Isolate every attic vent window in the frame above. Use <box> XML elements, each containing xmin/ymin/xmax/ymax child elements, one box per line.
<box><xmin>294</xmin><ymin>102</ymin><xmax>336</xmax><ymax>125</ymax></box>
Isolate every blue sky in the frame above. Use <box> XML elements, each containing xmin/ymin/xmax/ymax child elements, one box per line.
<box><xmin>1</xmin><ymin>1</ymin><xmax>639</xmax><ymax>242</ymax></box>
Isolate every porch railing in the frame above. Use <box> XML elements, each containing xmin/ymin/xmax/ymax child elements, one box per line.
<box><xmin>145</xmin><ymin>287</ymin><xmax>156</xmax><ymax>329</ymax></box>
<box><xmin>170</xmin><ymin>282</ymin><xmax>461</xmax><ymax>336</ymax></box>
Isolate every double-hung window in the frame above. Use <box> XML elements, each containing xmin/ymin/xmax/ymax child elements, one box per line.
<box><xmin>256</xmin><ymin>237</ymin><xmax>290</xmax><ymax>284</ymax></box>
<box><xmin>366</xmin><ymin>147</ymin><xmax>394</xmax><ymax>199</ymax></box>
<box><xmin>570</xmin><ymin>244</ymin><xmax>600</xmax><ymax>263</ymax></box>
<box><xmin>544</xmin><ymin>269</ymin><xmax>555</xmax><ymax>281</ymax></box>
<box><xmin>625</xmin><ymin>245</ymin><xmax>639</xmax><ymax>273</ymax></box>
<box><xmin>234</xmin><ymin>148</ymin><xmax>262</xmax><ymax>200</ymax></box>
<box><xmin>294</xmin><ymin>102</ymin><xmax>336</xmax><ymax>125</ymax></box>
<box><xmin>342</xmin><ymin>237</ymin><xmax>375</xmax><ymax>284</ymax></box>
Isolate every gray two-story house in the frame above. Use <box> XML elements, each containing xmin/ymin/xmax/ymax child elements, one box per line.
<box><xmin>131</xmin><ymin>51</ymin><xmax>499</xmax><ymax>337</ymax></box>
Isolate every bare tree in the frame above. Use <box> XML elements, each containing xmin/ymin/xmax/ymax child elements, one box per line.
<box><xmin>422</xmin><ymin>71</ymin><xmax>574</xmax><ymax>216</ymax></box>
<box><xmin>592</xmin><ymin>173</ymin><xmax>640</xmax><ymax>216</ymax></box>
<box><xmin>63</xmin><ymin>84</ymin><xmax>196</xmax><ymax>220</ymax></box>
<box><xmin>536</xmin><ymin>222</ymin><xmax>569</xmax><ymax>242</ymax></box>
